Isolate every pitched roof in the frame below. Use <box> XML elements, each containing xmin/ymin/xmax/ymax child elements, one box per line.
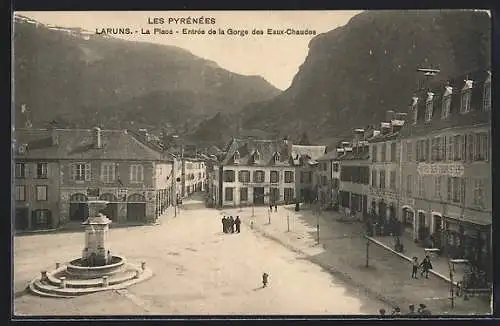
<box><xmin>290</xmin><ymin>145</ymin><xmax>327</xmax><ymax>160</ymax></box>
<box><xmin>14</xmin><ymin>128</ymin><xmax>169</xmax><ymax>161</ymax></box>
<box><xmin>337</xmin><ymin>145</ymin><xmax>370</xmax><ymax>161</ymax></box>
<box><xmin>317</xmin><ymin>151</ymin><xmax>338</xmax><ymax>161</ymax></box>
<box><xmin>221</xmin><ymin>138</ymin><xmax>292</xmax><ymax>166</ymax></box>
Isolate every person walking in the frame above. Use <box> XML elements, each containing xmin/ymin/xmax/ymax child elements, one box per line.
<box><xmin>411</xmin><ymin>256</ymin><xmax>419</xmax><ymax>279</ymax></box>
<box><xmin>262</xmin><ymin>272</ymin><xmax>269</xmax><ymax>288</ymax></box>
<box><xmin>234</xmin><ymin>216</ymin><xmax>241</xmax><ymax>233</ymax></box>
<box><xmin>229</xmin><ymin>216</ymin><xmax>235</xmax><ymax>233</ymax></box>
<box><xmin>379</xmin><ymin>308</ymin><xmax>386</xmax><ymax>316</ymax></box>
<box><xmin>420</xmin><ymin>255</ymin><xmax>433</xmax><ymax>279</ymax></box>
<box><xmin>269</xmin><ymin>204</ymin><xmax>273</xmax><ymax>212</ymax></box>
<box><xmin>417</xmin><ymin>303</ymin><xmax>431</xmax><ymax>315</ymax></box>
<box><xmin>274</xmin><ymin>205</ymin><xmax>277</xmax><ymax>212</ymax></box>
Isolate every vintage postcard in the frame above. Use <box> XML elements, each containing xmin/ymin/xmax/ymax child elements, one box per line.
<box><xmin>12</xmin><ymin>10</ymin><xmax>492</xmax><ymax>317</ymax></box>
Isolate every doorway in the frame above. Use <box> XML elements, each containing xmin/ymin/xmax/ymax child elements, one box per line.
<box><xmin>15</xmin><ymin>207</ymin><xmax>30</xmax><ymax>230</ymax></box>
<box><xmin>253</xmin><ymin>187</ymin><xmax>264</xmax><ymax>205</ymax></box>
<box><xmin>69</xmin><ymin>193</ymin><xmax>89</xmax><ymax>221</ymax></box>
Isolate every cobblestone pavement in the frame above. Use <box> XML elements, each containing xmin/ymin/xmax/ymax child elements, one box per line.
<box><xmin>13</xmin><ymin>197</ymin><xmax>386</xmax><ymax>316</ymax></box>
<box><xmin>221</xmin><ymin>204</ymin><xmax>490</xmax><ymax>316</ymax></box>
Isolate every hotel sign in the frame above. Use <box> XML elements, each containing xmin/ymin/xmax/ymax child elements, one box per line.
<box><xmin>241</xmin><ymin>183</ymin><xmax>279</xmax><ymax>188</ymax></box>
<box><xmin>369</xmin><ymin>187</ymin><xmax>399</xmax><ymax>201</ymax></box>
<box><xmin>417</xmin><ymin>163</ymin><xmax>464</xmax><ymax>177</ymax></box>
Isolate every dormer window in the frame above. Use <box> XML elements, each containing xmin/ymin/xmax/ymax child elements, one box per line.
<box><xmin>483</xmin><ymin>72</ymin><xmax>491</xmax><ymax>111</ymax></box>
<box><xmin>233</xmin><ymin>150</ymin><xmax>240</xmax><ymax>164</ymax></box>
<box><xmin>274</xmin><ymin>152</ymin><xmax>280</xmax><ymax>163</ymax></box>
<box><xmin>460</xmin><ymin>79</ymin><xmax>473</xmax><ymax>114</ymax></box>
<box><xmin>253</xmin><ymin>150</ymin><xmax>260</xmax><ymax>164</ymax></box>
<box><xmin>425</xmin><ymin>92</ymin><xmax>434</xmax><ymax>122</ymax></box>
<box><xmin>411</xmin><ymin>96</ymin><xmax>419</xmax><ymax>124</ymax></box>
<box><xmin>441</xmin><ymin>86</ymin><xmax>452</xmax><ymax>119</ymax></box>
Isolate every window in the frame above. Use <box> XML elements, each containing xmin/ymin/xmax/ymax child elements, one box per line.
<box><xmin>36</xmin><ymin>185</ymin><xmax>48</xmax><ymax>201</ymax></box>
<box><xmin>406</xmin><ymin>141</ymin><xmax>413</xmax><ymax>162</ymax></box>
<box><xmin>447</xmin><ymin>177</ymin><xmax>464</xmax><ymax>203</ymax></box>
<box><xmin>223</xmin><ymin>170</ymin><xmax>235</xmax><ymax>182</ymax></box>
<box><xmin>274</xmin><ymin>152</ymin><xmax>280</xmax><ymax>163</ymax></box>
<box><xmin>442</xmin><ymin>94</ymin><xmax>451</xmax><ymax>119</ymax></box>
<box><xmin>460</xmin><ymin>89</ymin><xmax>471</xmax><ymax>113</ymax></box>
<box><xmin>446</xmin><ymin>136</ymin><xmax>454</xmax><ymax>161</ymax></box>
<box><xmin>253</xmin><ymin>150</ymin><xmax>260</xmax><ymax>163</ymax></box>
<box><xmin>333</xmin><ymin>178</ymin><xmax>339</xmax><ymax>189</ymax></box>
<box><xmin>253</xmin><ymin>170</ymin><xmax>265</xmax><ymax>183</ymax></box>
<box><xmin>72</xmin><ymin>163</ymin><xmax>91</xmax><ymax>181</ymax></box>
<box><xmin>483</xmin><ymin>79</ymin><xmax>491</xmax><ymax>111</ymax></box>
<box><xmin>225</xmin><ymin>187</ymin><xmax>234</xmax><ymax>201</ymax></box>
<box><xmin>390</xmin><ymin>142</ymin><xmax>397</xmax><ymax>162</ymax></box>
<box><xmin>321</xmin><ymin>176</ymin><xmax>327</xmax><ymax>186</ymax></box>
<box><xmin>390</xmin><ymin>171</ymin><xmax>396</xmax><ymax>189</ymax></box>
<box><xmin>240</xmin><ymin>187</ymin><xmax>248</xmax><ymax>201</ymax></box>
<box><xmin>473</xmin><ymin>179</ymin><xmax>485</xmax><ymax>208</ymax></box>
<box><xmin>15</xmin><ymin>185</ymin><xmax>25</xmax><ymax>201</ymax></box>
<box><xmin>36</xmin><ymin>163</ymin><xmax>48</xmax><ymax>179</ymax></box>
<box><xmin>379</xmin><ymin>171</ymin><xmax>385</xmax><ymax>189</ymax></box>
<box><xmin>270</xmin><ymin>170</ymin><xmax>279</xmax><ymax>183</ymax></box>
<box><xmin>130</xmin><ymin>164</ymin><xmax>144</xmax><ymax>182</ymax></box>
<box><xmin>372</xmin><ymin>145</ymin><xmax>377</xmax><ymax>162</ymax></box>
<box><xmin>308</xmin><ymin>171</ymin><xmax>313</xmax><ymax>183</ymax></box>
<box><xmin>300</xmin><ymin>171</ymin><xmax>305</xmax><ymax>183</ymax></box>
<box><xmin>372</xmin><ymin>170</ymin><xmax>377</xmax><ymax>187</ymax></box>
<box><xmin>474</xmin><ymin>133</ymin><xmax>489</xmax><ymax>161</ymax></box>
<box><xmin>406</xmin><ymin>175</ymin><xmax>413</xmax><ymax>196</ymax></box>
<box><xmin>15</xmin><ymin>163</ymin><xmax>25</xmax><ymax>178</ymax></box>
<box><xmin>284</xmin><ymin>171</ymin><xmax>294</xmax><ymax>183</ymax></box>
<box><xmin>435</xmin><ymin>175</ymin><xmax>442</xmax><ymax>199</ymax></box>
<box><xmin>238</xmin><ymin>170</ymin><xmax>250</xmax><ymax>183</ymax></box>
<box><xmin>453</xmin><ymin>135</ymin><xmax>464</xmax><ymax>161</ymax></box>
<box><xmin>381</xmin><ymin>143</ymin><xmax>386</xmax><ymax>162</ymax></box>
<box><xmin>332</xmin><ymin>163</ymin><xmax>339</xmax><ymax>172</ymax></box>
<box><xmin>431</xmin><ymin>137</ymin><xmax>441</xmax><ymax>162</ymax></box>
<box><xmin>234</xmin><ymin>150</ymin><xmax>240</xmax><ymax>163</ymax></box>
<box><xmin>100</xmin><ymin>163</ymin><xmax>116</xmax><ymax>183</ymax></box>
<box><xmin>418</xmin><ymin>175</ymin><xmax>424</xmax><ymax>198</ymax></box>
<box><xmin>425</xmin><ymin>93</ymin><xmax>434</xmax><ymax>122</ymax></box>
<box><xmin>284</xmin><ymin>188</ymin><xmax>294</xmax><ymax>203</ymax></box>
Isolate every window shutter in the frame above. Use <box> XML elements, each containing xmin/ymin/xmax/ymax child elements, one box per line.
<box><xmin>467</xmin><ymin>134</ymin><xmax>474</xmax><ymax>161</ymax></box>
<box><xmin>485</xmin><ymin>133</ymin><xmax>489</xmax><ymax>161</ymax></box>
<box><xmin>70</xmin><ymin>164</ymin><xmax>76</xmax><ymax>181</ymax></box>
<box><xmin>84</xmin><ymin>163</ymin><xmax>91</xmax><ymax>181</ymax></box>
<box><xmin>140</xmin><ymin>165</ymin><xmax>144</xmax><ymax>182</ymax></box>
<box><xmin>461</xmin><ymin>135</ymin><xmax>466</xmax><ymax>161</ymax></box>
<box><xmin>130</xmin><ymin>165</ymin><xmax>134</xmax><ymax>182</ymax></box>
<box><xmin>100</xmin><ymin>164</ymin><xmax>105</xmax><ymax>182</ymax></box>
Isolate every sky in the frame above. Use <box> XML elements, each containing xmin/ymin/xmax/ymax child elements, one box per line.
<box><xmin>16</xmin><ymin>11</ymin><xmax>361</xmax><ymax>90</ymax></box>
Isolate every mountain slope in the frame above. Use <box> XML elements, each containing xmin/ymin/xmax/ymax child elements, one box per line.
<box><xmin>239</xmin><ymin>10</ymin><xmax>491</xmax><ymax>142</ymax></box>
<box><xmin>13</xmin><ymin>16</ymin><xmax>281</xmax><ymax>131</ymax></box>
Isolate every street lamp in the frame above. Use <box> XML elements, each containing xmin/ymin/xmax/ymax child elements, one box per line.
<box><xmin>448</xmin><ymin>258</ymin><xmax>469</xmax><ymax>308</ymax></box>
<box><xmin>364</xmin><ymin>234</ymin><xmax>370</xmax><ymax>267</ymax></box>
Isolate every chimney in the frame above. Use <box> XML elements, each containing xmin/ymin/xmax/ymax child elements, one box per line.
<box><xmin>50</xmin><ymin>127</ymin><xmax>59</xmax><ymax>146</ymax></box>
<box><xmin>385</xmin><ymin>110</ymin><xmax>396</xmax><ymax>122</ymax></box>
<box><xmin>380</xmin><ymin>122</ymin><xmax>391</xmax><ymax>135</ymax></box>
<box><xmin>93</xmin><ymin>126</ymin><xmax>102</xmax><ymax>149</ymax></box>
<box><xmin>395</xmin><ymin>112</ymin><xmax>408</xmax><ymax>121</ymax></box>
<box><xmin>372</xmin><ymin>130</ymin><xmax>380</xmax><ymax>138</ymax></box>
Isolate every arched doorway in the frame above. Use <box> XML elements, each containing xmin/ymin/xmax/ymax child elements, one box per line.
<box><xmin>99</xmin><ymin>193</ymin><xmax>118</xmax><ymax>221</ymax></box>
<box><xmin>402</xmin><ymin>207</ymin><xmax>415</xmax><ymax>233</ymax></box>
<box><xmin>70</xmin><ymin>193</ymin><xmax>88</xmax><ymax>221</ymax></box>
<box><xmin>432</xmin><ymin>212</ymin><xmax>443</xmax><ymax>250</ymax></box>
<box><xmin>32</xmin><ymin>209</ymin><xmax>52</xmax><ymax>229</ymax></box>
<box><xmin>417</xmin><ymin>211</ymin><xmax>428</xmax><ymax>242</ymax></box>
<box><xmin>127</xmin><ymin>193</ymin><xmax>146</xmax><ymax>222</ymax></box>
<box><xmin>378</xmin><ymin>199</ymin><xmax>387</xmax><ymax>220</ymax></box>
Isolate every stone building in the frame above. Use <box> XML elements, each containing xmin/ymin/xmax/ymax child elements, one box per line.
<box><xmin>291</xmin><ymin>144</ymin><xmax>327</xmax><ymax>203</ymax></box>
<box><xmin>367</xmin><ymin>111</ymin><xmax>407</xmax><ymax>227</ymax></box>
<box><xmin>181</xmin><ymin>157</ymin><xmax>207</xmax><ymax>197</ymax></box>
<box><xmin>399</xmin><ymin>69</ymin><xmax>491</xmax><ymax>276</ymax></box>
<box><xmin>315</xmin><ymin>151</ymin><xmax>339</xmax><ymax>208</ymax></box>
<box><xmin>14</xmin><ymin>127</ymin><xmax>176</xmax><ymax>230</ymax></box>
<box><xmin>212</xmin><ymin>138</ymin><xmax>327</xmax><ymax>208</ymax></box>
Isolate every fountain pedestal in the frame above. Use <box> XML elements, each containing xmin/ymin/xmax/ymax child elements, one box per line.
<box><xmin>82</xmin><ymin>201</ymin><xmax>112</xmax><ymax>267</ymax></box>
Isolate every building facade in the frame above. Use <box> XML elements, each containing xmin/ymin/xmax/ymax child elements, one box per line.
<box><xmin>399</xmin><ymin>69</ymin><xmax>491</xmax><ymax>276</ymax></box>
<box><xmin>14</xmin><ymin>127</ymin><xmax>176</xmax><ymax>230</ymax></box>
<box><xmin>181</xmin><ymin>158</ymin><xmax>207</xmax><ymax>197</ymax></box>
<box><xmin>291</xmin><ymin>145</ymin><xmax>327</xmax><ymax>203</ymax></box>
<box><xmin>315</xmin><ymin>151</ymin><xmax>339</xmax><ymax>208</ymax></box>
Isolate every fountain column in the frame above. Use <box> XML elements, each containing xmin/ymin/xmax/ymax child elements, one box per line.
<box><xmin>82</xmin><ymin>200</ymin><xmax>112</xmax><ymax>266</ymax></box>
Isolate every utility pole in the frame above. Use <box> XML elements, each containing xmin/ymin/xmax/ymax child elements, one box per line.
<box><xmin>365</xmin><ymin>235</ymin><xmax>370</xmax><ymax>267</ymax></box>
<box><xmin>287</xmin><ymin>214</ymin><xmax>290</xmax><ymax>232</ymax></box>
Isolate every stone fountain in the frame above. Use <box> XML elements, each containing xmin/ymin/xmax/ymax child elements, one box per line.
<box><xmin>29</xmin><ymin>200</ymin><xmax>153</xmax><ymax>298</ymax></box>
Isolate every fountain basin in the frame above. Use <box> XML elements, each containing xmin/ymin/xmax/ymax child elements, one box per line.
<box><xmin>66</xmin><ymin>255</ymin><xmax>126</xmax><ymax>278</ymax></box>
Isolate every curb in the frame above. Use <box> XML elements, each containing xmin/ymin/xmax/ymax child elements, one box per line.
<box><xmin>366</xmin><ymin>237</ymin><xmax>458</xmax><ymax>286</ymax></box>
<box><xmin>248</xmin><ymin>222</ymin><xmax>400</xmax><ymax>310</ymax></box>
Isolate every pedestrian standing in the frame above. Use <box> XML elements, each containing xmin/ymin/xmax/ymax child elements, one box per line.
<box><xmin>420</xmin><ymin>255</ymin><xmax>433</xmax><ymax>279</ymax></box>
<box><xmin>222</xmin><ymin>216</ymin><xmax>227</xmax><ymax>233</ymax></box>
<box><xmin>406</xmin><ymin>304</ymin><xmax>417</xmax><ymax>316</ymax></box>
<box><xmin>274</xmin><ymin>205</ymin><xmax>277</xmax><ymax>212</ymax></box>
<box><xmin>229</xmin><ymin>216</ymin><xmax>235</xmax><ymax>233</ymax></box>
<box><xmin>269</xmin><ymin>205</ymin><xmax>273</xmax><ymax>212</ymax></box>
<box><xmin>235</xmin><ymin>216</ymin><xmax>241</xmax><ymax>233</ymax></box>
<box><xmin>411</xmin><ymin>256</ymin><xmax>419</xmax><ymax>279</ymax></box>
<box><xmin>417</xmin><ymin>303</ymin><xmax>431</xmax><ymax>315</ymax></box>
<box><xmin>391</xmin><ymin>307</ymin><xmax>402</xmax><ymax>316</ymax></box>
<box><xmin>262</xmin><ymin>272</ymin><xmax>269</xmax><ymax>288</ymax></box>
<box><xmin>379</xmin><ymin>308</ymin><xmax>386</xmax><ymax>316</ymax></box>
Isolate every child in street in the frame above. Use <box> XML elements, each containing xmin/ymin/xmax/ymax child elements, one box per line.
<box><xmin>262</xmin><ymin>272</ymin><xmax>269</xmax><ymax>288</ymax></box>
<box><xmin>411</xmin><ymin>256</ymin><xmax>419</xmax><ymax>279</ymax></box>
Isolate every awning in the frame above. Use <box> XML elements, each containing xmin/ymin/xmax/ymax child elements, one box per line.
<box><xmin>444</xmin><ymin>213</ymin><xmax>491</xmax><ymax>227</ymax></box>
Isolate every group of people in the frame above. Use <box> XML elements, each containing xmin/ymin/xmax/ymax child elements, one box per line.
<box><xmin>411</xmin><ymin>255</ymin><xmax>434</xmax><ymax>279</ymax></box>
<box><xmin>379</xmin><ymin>303</ymin><xmax>432</xmax><ymax>316</ymax></box>
<box><xmin>221</xmin><ymin>216</ymin><xmax>241</xmax><ymax>233</ymax></box>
